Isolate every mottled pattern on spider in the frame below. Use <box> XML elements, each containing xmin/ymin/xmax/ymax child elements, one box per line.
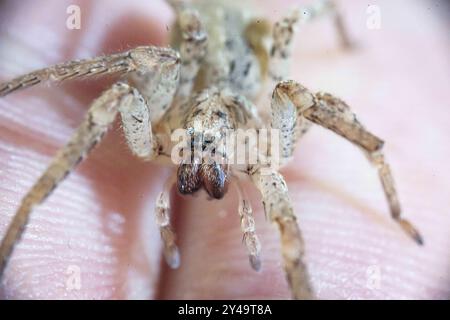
<box><xmin>0</xmin><ymin>0</ymin><xmax>422</xmax><ymax>299</ymax></box>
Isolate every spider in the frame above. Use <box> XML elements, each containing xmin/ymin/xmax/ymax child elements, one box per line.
<box><xmin>0</xmin><ymin>0</ymin><xmax>423</xmax><ymax>299</ymax></box>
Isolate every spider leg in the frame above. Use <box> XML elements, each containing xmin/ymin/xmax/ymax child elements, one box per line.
<box><xmin>155</xmin><ymin>179</ymin><xmax>180</xmax><ymax>269</ymax></box>
<box><xmin>118</xmin><ymin>88</ymin><xmax>160</xmax><ymax>159</ymax></box>
<box><xmin>120</xmin><ymin>63</ymin><xmax>182</xmax><ymax>268</ymax></box>
<box><xmin>0</xmin><ymin>82</ymin><xmax>138</xmax><ymax>279</ymax></box>
<box><xmin>269</xmin><ymin>0</ymin><xmax>350</xmax><ymax>84</ymax></box>
<box><xmin>272</xmin><ymin>80</ymin><xmax>423</xmax><ymax>245</ymax></box>
<box><xmin>271</xmin><ymin>81</ymin><xmax>316</xmax><ymax>163</ymax></box>
<box><xmin>171</xmin><ymin>6</ymin><xmax>207</xmax><ymax>101</ymax></box>
<box><xmin>249</xmin><ymin>167</ymin><xmax>314</xmax><ymax>299</ymax></box>
<box><xmin>304</xmin><ymin>91</ymin><xmax>423</xmax><ymax>245</ymax></box>
<box><xmin>299</xmin><ymin>0</ymin><xmax>351</xmax><ymax>48</ymax></box>
<box><xmin>0</xmin><ymin>46</ymin><xmax>179</xmax><ymax>97</ymax></box>
<box><xmin>234</xmin><ymin>181</ymin><xmax>262</xmax><ymax>271</ymax></box>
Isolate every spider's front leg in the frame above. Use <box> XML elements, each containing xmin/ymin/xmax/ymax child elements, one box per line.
<box><xmin>0</xmin><ymin>46</ymin><xmax>176</xmax><ymax>97</ymax></box>
<box><xmin>234</xmin><ymin>181</ymin><xmax>262</xmax><ymax>271</ymax></box>
<box><xmin>271</xmin><ymin>80</ymin><xmax>423</xmax><ymax>245</ymax></box>
<box><xmin>0</xmin><ymin>47</ymin><xmax>181</xmax><ymax>280</ymax></box>
<box><xmin>121</xmin><ymin>62</ymin><xmax>183</xmax><ymax>270</ymax></box>
<box><xmin>249</xmin><ymin>166</ymin><xmax>314</xmax><ymax>300</ymax></box>
<box><xmin>0</xmin><ymin>82</ymin><xmax>134</xmax><ymax>278</ymax></box>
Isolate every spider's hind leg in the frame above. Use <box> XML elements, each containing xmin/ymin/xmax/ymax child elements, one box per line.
<box><xmin>268</xmin><ymin>0</ymin><xmax>351</xmax><ymax>84</ymax></box>
<box><xmin>304</xmin><ymin>91</ymin><xmax>423</xmax><ymax>245</ymax></box>
<box><xmin>118</xmin><ymin>88</ymin><xmax>160</xmax><ymax>159</ymax></box>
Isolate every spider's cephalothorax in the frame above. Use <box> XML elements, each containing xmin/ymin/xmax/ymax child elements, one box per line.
<box><xmin>175</xmin><ymin>87</ymin><xmax>236</xmax><ymax>199</ymax></box>
<box><xmin>0</xmin><ymin>0</ymin><xmax>423</xmax><ymax>299</ymax></box>
<box><xmin>171</xmin><ymin>0</ymin><xmax>266</xmax><ymax>199</ymax></box>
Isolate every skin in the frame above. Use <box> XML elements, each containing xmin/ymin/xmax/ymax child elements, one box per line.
<box><xmin>0</xmin><ymin>0</ymin><xmax>449</xmax><ymax>299</ymax></box>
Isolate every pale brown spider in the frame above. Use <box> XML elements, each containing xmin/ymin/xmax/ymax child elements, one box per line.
<box><xmin>0</xmin><ymin>0</ymin><xmax>422</xmax><ymax>299</ymax></box>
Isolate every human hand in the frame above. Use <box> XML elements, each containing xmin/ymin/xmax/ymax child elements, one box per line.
<box><xmin>0</xmin><ymin>0</ymin><xmax>448</xmax><ymax>299</ymax></box>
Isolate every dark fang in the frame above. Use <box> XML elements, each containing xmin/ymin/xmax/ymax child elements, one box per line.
<box><xmin>177</xmin><ymin>164</ymin><xmax>202</xmax><ymax>195</ymax></box>
<box><xmin>200</xmin><ymin>163</ymin><xmax>229</xmax><ymax>199</ymax></box>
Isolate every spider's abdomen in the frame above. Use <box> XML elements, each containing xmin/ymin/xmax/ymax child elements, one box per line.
<box><xmin>171</xmin><ymin>0</ymin><xmax>268</xmax><ymax>100</ymax></box>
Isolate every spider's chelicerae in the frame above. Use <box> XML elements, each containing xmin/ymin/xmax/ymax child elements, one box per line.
<box><xmin>0</xmin><ymin>0</ymin><xmax>423</xmax><ymax>299</ymax></box>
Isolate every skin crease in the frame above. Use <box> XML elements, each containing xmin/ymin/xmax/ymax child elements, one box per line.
<box><xmin>0</xmin><ymin>0</ymin><xmax>449</xmax><ymax>299</ymax></box>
